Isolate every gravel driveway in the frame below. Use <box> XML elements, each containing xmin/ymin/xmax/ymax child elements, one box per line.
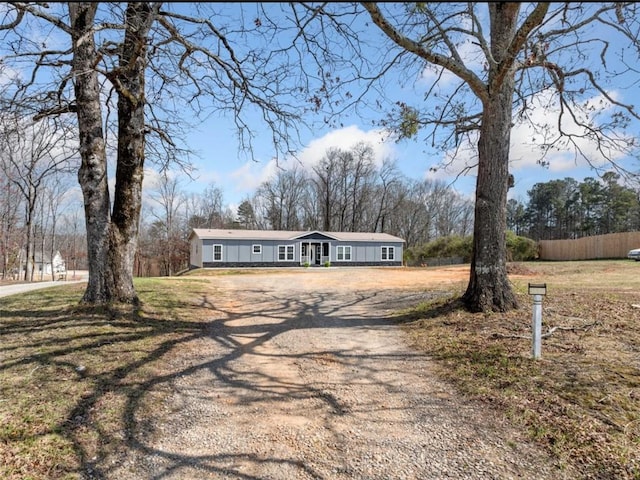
<box><xmin>111</xmin><ymin>268</ymin><xmax>573</xmax><ymax>479</ymax></box>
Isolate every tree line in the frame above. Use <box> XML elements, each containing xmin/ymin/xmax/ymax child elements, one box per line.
<box><xmin>243</xmin><ymin>143</ymin><xmax>474</xmax><ymax>239</ymax></box>
<box><xmin>0</xmin><ymin>170</ymin><xmax>86</xmax><ymax>282</ymax></box>
<box><xmin>508</xmin><ymin>172</ymin><xmax>640</xmax><ymax>241</ymax></box>
<box><xmin>0</xmin><ymin>117</ymin><xmax>86</xmax><ymax>281</ymax></box>
<box><xmin>135</xmin><ymin>142</ymin><xmax>474</xmax><ymax>276</ymax></box>
<box><xmin>3</xmin><ymin>134</ymin><xmax>639</xmax><ymax>280</ymax></box>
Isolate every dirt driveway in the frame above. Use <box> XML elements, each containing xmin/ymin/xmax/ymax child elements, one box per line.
<box><xmin>111</xmin><ymin>267</ymin><xmax>572</xmax><ymax>479</ymax></box>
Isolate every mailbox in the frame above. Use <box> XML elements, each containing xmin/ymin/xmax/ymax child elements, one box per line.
<box><xmin>528</xmin><ymin>283</ymin><xmax>547</xmax><ymax>296</ymax></box>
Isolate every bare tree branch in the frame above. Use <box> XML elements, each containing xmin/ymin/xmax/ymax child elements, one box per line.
<box><xmin>362</xmin><ymin>2</ymin><xmax>489</xmax><ymax>102</ymax></box>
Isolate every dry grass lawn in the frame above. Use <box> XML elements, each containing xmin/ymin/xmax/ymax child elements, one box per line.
<box><xmin>401</xmin><ymin>260</ymin><xmax>640</xmax><ymax>479</ymax></box>
<box><xmin>0</xmin><ymin>278</ymin><xmax>216</xmax><ymax>479</ymax></box>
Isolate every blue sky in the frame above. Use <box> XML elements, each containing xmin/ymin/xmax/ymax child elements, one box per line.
<box><xmin>178</xmin><ymin>102</ymin><xmax>636</xmax><ymax>209</ymax></box>
<box><xmin>1</xmin><ymin>2</ymin><xmax>637</xmax><ymax>213</ymax></box>
<box><xmin>143</xmin><ymin>2</ymin><xmax>639</xmax><ymax>211</ymax></box>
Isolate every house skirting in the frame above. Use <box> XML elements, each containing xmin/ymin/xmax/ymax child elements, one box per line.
<box><xmin>194</xmin><ymin>261</ymin><xmax>403</xmax><ymax>269</ymax></box>
<box><xmin>328</xmin><ymin>261</ymin><xmax>402</xmax><ymax>267</ymax></box>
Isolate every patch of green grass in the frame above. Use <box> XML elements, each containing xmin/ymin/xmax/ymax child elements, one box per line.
<box><xmin>0</xmin><ymin>278</ymin><xmax>219</xmax><ymax>479</ymax></box>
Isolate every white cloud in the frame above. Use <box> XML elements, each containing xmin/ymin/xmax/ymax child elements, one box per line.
<box><xmin>142</xmin><ymin>168</ymin><xmax>163</xmax><ymax>192</ymax></box>
<box><xmin>295</xmin><ymin>125</ymin><xmax>395</xmax><ymax>170</ymax></box>
<box><xmin>192</xmin><ymin>169</ymin><xmax>223</xmax><ymax>186</ymax></box>
<box><xmin>429</xmin><ymin>88</ymin><xmax>632</xmax><ymax>183</ymax></box>
<box><xmin>228</xmin><ymin>158</ymin><xmax>280</xmax><ymax>195</ymax></box>
<box><xmin>224</xmin><ymin>125</ymin><xmax>397</xmax><ymax>201</ymax></box>
<box><xmin>419</xmin><ymin>64</ymin><xmax>461</xmax><ymax>90</ymax></box>
<box><xmin>509</xmin><ymin>89</ymin><xmax>629</xmax><ymax>172</ymax></box>
<box><xmin>0</xmin><ymin>63</ymin><xmax>22</xmax><ymax>88</ymax></box>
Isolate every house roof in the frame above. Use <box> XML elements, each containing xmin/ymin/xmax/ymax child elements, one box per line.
<box><xmin>190</xmin><ymin>229</ymin><xmax>405</xmax><ymax>243</ymax></box>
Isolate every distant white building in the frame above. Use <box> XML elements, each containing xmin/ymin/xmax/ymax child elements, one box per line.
<box><xmin>25</xmin><ymin>250</ymin><xmax>66</xmax><ymax>278</ymax></box>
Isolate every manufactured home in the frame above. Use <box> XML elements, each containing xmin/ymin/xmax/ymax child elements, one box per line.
<box><xmin>188</xmin><ymin>229</ymin><xmax>404</xmax><ymax>268</ymax></box>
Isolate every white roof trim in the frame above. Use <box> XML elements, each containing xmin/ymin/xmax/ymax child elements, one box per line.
<box><xmin>290</xmin><ymin>230</ymin><xmax>341</xmax><ymax>241</ymax></box>
<box><xmin>190</xmin><ymin>228</ymin><xmax>405</xmax><ymax>243</ymax></box>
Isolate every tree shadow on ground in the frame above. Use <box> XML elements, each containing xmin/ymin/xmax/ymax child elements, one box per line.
<box><xmin>0</xmin><ymin>281</ymin><xmax>440</xmax><ymax>479</ymax></box>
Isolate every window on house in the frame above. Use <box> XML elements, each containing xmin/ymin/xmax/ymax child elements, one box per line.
<box><xmin>252</xmin><ymin>244</ymin><xmax>262</xmax><ymax>254</ymax></box>
<box><xmin>213</xmin><ymin>244</ymin><xmax>223</xmax><ymax>261</ymax></box>
<box><xmin>381</xmin><ymin>246</ymin><xmax>395</xmax><ymax>261</ymax></box>
<box><xmin>278</xmin><ymin>245</ymin><xmax>294</xmax><ymax>261</ymax></box>
<box><xmin>337</xmin><ymin>245</ymin><xmax>352</xmax><ymax>261</ymax></box>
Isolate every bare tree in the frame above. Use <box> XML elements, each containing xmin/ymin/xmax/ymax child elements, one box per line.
<box><xmin>341</xmin><ymin>142</ymin><xmax>377</xmax><ymax>232</ymax></box>
<box><xmin>59</xmin><ymin>204</ymin><xmax>86</xmax><ymax>280</ymax></box>
<box><xmin>307</xmin><ymin>144</ymin><xmax>378</xmax><ymax>232</ymax></box>
<box><xmin>388</xmin><ymin>179</ymin><xmax>441</xmax><ymax>248</ymax></box>
<box><xmin>40</xmin><ymin>175</ymin><xmax>74</xmax><ymax>281</ymax></box>
<box><xmin>256</xmin><ymin>166</ymin><xmax>308</xmax><ymax>230</ymax></box>
<box><xmin>371</xmin><ymin>158</ymin><xmax>402</xmax><ymax>233</ymax></box>
<box><xmin>0</xmin><ymin>3</ymin><xmax>310</xmax><ymax>303</ymax></box>
<box><xmin>0</xmin><ymin>167</ymin><xmax>23</xmax><ymax>280</ymax></box>
<box><xmin>293</xmin><ymin>2</ymin><xmax>640</xmax><ymax>311</ymax></box>
<box><xmin>186</xmin><ymin>183</ymin><xmax>230</xmax><ymax>230</ymax></box>
<box><xmin>146</xmin><ymin>172</ymin><xmax>186</xmax><ymax>276</ymax></box>
<box><xmin>148</xmin><ymin>173</ymin><xmax>184</xmax><ymax>240</ymax></box>
<box><xmin>433</xmin><ymin>189</ymin><xmax>474</xmax><ymax>238</ymax></box>
<box><xmin>0</xmin><ymin>116</ymin><xmax>75</xmax><ymax>281</ymax></box>
<box><xmin>312</xmin><ymin>148</ymin><xmax>342</xmax><ymax>232</ymax></box>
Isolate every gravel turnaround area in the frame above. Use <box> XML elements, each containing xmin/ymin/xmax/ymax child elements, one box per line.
<box><xmin>110</xmin><ymin>268</ymin><xmax>574</xmax><ymax>479</ymax></box>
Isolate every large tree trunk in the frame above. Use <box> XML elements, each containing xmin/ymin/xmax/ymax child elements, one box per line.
<box><xmin>105</xmin><ymin>2</ymin><xmax>156</xmax><ymax>304</ymax></box>
<box><xmin>462</xmin><ymin>3</ymin><xmax>520</xmax><ymax>313</ymax></box>
<box><xmin>70</xmin><ymin>3</ymin><xmax>112</xmax><ymax>304</ymax></box>
<box><xmin>70</xmin><ymin>2</ymin><xmax>155</xmax><ymax>305</ymax></box>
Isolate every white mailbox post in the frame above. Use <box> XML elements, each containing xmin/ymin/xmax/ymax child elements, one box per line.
<box><xmin>528</xmin><ymin>283</ymin><xmax>547</xmax><ymax>359</ymax></box>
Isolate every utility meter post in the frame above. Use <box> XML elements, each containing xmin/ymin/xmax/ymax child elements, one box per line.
<box><xmin>528</xmin><ymin>283</ymin><xmax>547</xmax><ymax>360</ymax></box>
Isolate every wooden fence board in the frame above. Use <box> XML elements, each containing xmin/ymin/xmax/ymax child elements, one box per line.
<box><xmin>538</xmin><ymin>231</ymin><xmax>640</xmax><ymax>260</ymax></box>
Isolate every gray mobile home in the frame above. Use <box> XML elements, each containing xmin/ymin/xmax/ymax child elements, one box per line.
<box><xmin>189</xmin><ymin>229</ymin><xmax>404</xmax><ymax>268</ymax></box>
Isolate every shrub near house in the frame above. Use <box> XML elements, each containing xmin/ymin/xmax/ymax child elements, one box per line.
<box><xmin>405</xmin><ymin>233</ymin><xmax>538</xmax><ymax>266</ymax></box>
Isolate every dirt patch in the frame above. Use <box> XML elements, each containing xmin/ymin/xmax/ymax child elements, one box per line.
<box><xmin>107</xmin><ymin>266</ymin><xmax>578</xmax><ymax>479</ymax></box>
<box><xmin>506</xmin><ymin>262</ymin><xmax>536</xmax><ymax>275</ymax></box>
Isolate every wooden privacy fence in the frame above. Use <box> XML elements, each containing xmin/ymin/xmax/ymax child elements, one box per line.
<box><xmin>538</xmin><ymin>231</ymin><xmax>640</xmax><ymax>261</ymax></box>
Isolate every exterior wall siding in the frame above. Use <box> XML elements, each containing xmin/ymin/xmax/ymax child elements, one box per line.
<box><xmin>190</xmin><ymin>233</ymin><xmax>404</xmax><ymax>268</ymax></box>
<box><xmin>190</xmin><ymin>237</ymin><xmax>203</xmax><ymax>268</ymax></box>
<box><xmin>201</xmin><ymin>239</ymin><xmax>300</xmax><ymax>264</ymax></box>
<box><xmin>331</xmin><ymin>241</ymin><xmax>403</xmax><ymax>263</ymax></box>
